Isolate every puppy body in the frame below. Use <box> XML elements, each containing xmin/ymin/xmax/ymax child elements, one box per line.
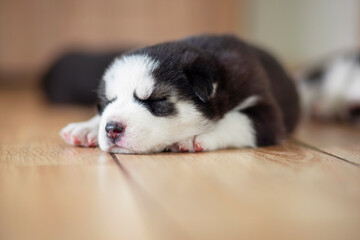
<box><xmin>61</xmin><ymin>35</ymin><xmax>300</xmax><ymax>153</ymax></box>
<box><xmin>297</xmin><ymin>51</ymin><xmax>360</xmax><ymax>123</ymax></box>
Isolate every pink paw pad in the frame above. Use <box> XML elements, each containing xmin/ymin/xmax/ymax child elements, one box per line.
<box><xmin>63</xmin><ymin>133</ymin><xmax>70</xmax><ymax>141</ymax></box>
<box><xmin>194</xmin><ymin>143</ymin><xmax>203</xmax><ymax>152</ymax></box>
<box><xmin>72</xmin><ymin>137</ymin><xmax>81</xmax><ymax>145</ymax></box>
<box><xmin>179</xmin><ymin>147</ymin><xmax>189</xmax><ymax>152</ymax></box>
<box><xmin>87</xmin><ymin>139</ymin><xmax>96</xmax><ymax>147</ymax></box>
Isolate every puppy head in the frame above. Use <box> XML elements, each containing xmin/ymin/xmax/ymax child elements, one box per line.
<box><xmin>97</xmin><ymin>47</ymin><xmax>220</xmax><ymax>153</ymax></box>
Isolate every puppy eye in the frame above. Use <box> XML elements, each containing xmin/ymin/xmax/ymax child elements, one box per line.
<box><xmin>134</xmin><ymin>93</ymin><xmax>167</xmax><ymax>103</ymax></box>
<box><xmin>147</xmin><ymin>97</ymin><xmax>167</xmax><ymax>102</ymax></box>
<box><xmin>105</xmin><ymin>97</ymin><xmax>117</xmax><ymax>106</ymax></box>
<box><xmin>134</xmin><ymin>93</ymin><xmax>175</xmax><ymax>117</ymax></box>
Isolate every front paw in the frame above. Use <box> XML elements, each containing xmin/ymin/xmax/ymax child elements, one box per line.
<box><xmin>60</xmin><ymin>122</ymin><xmax>98</xmax><ymax>147</ymax></box>
<box><xmin>168</xmin><ymin>137</ymin><xmax>204</xmax><ymax>153</ymax></box>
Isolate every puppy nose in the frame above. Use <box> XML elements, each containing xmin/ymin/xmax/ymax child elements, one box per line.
<box><xmin>105</xmin><ymin>121</ymin><xmax>124</xmax><ymax>141</ymax></box>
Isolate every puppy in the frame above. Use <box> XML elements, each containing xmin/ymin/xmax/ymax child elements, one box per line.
<box><xmin>60</xmin><ymin>34</ymin><xmax>300</xmax><ymax>153</ymax></box>
<box><xmin>297</xmin><ymin>51</ymin><xmax>360</xmax><ymax>124</ymax></box>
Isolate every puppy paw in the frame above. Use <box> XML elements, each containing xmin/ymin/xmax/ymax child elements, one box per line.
<box><xmin>60</xmin><ymin>122</ymin><xmax>98</xmax><ymax>147</ymax></box>
<box><xmin>168</xmin><ymin>136</ymin><xmax>204</xmax><ymax>153</ymax></box>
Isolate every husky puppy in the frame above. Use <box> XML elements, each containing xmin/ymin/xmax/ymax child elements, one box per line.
<box><xmin>297</xmin><ymin>51</ymin><xmax>360</xmax><ymax>124</ymax></box>
<box><xmin>60</xmin><ymin>34</ymin><xmax>300</xmax><ymax>153</ymax></box>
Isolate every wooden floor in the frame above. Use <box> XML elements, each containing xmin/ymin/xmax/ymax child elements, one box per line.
<box><xmin>1</xmin><ymin>89</ymin><xmax>360</xmax><ymax>240</ymax></box>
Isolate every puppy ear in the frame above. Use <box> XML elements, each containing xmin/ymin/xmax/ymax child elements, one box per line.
<box><xmin>184</xmin><ymin>57</ymin><xmax>215</xmax><ymax>103</ymax></box>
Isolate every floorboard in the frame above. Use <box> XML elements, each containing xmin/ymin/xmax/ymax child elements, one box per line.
<box><xmin>1</xmin><ymin>89</ymin><xmax>360</xmax><ymax>240</ymax></box>
<box><xmin>295</xmin><ymin>121</ymin><xmax>360</xmax><ymax>164</ymax></box>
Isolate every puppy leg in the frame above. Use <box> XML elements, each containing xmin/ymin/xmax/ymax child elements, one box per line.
<box><xmin>60</xmin><ymin>115</ymin><xmax>100</xmax><ymax>147</ymax></box>
<box><xmin>170</xmin><ymin>101</ymin><xmax>285</xmax><ymax>152</ymax></box>
<box><xmin>169</xmin><ymin>110</ymin><xmax>257</xmax><ymax>152</ymax></box>
<box><xmin>241</xmin><ymin>102</ymin><xmax>285</xmax><ymax>146</ymax></box>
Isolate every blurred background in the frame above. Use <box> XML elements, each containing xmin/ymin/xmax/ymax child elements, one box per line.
<box><xmin>0</xmin><ymin>0</ymin><xmax>359</xmax><ymax>88</ymax></box>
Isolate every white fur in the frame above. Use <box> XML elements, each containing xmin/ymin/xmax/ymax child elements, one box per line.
<box><xmin>103</xmin><ymin>55</ymin><xmax>159</xmax><ymax>101</ymax></box>
<box><xmin>344</xmin><ymin>63</ymin><xmax>360</xmax><ymax>104</ymax></box>
<box><xmin>319</xmin><ymin>57</ymin><xmax>354</xmax><ymax>117</ymax></box>
<box><xmin>196</xmin><ymin>111</ymin><xmax>256</xmax><ymax>150</ymax></box>
<box><xmin>234</xmin><ymin>95</ymin><xmax>259</xmax><ymax>111</ymax></box>
<box><xmin>210</xmin><ymin>83</ymin><xmax>218</xmax><ymax>98</ymax></box>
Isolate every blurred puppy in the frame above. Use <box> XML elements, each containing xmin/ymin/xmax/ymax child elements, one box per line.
<box><xmin>297</xmin><ymin>51</ymin><xmax>360</xmax><ymax>124</ymax></box>
<box><xmin>60</xmin><ymin>34</ymin><xmax>300</xmax><ymax>153</ymax></box>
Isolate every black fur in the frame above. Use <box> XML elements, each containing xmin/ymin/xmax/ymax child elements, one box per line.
<box><xmin>96</xmin><ymin>79</ymin><xmax>114</xmax><ymax>115</ymax></box>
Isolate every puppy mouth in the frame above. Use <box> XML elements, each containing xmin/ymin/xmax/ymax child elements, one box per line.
<box><xmin>108</xmin><ymin>145</ymin><xmax>135</xmax><ymax>154</ymax></box>
<box><xmin>102</xmin><ymin>135</ymin><xmax>133</xmax><ymax>153</ymax></box>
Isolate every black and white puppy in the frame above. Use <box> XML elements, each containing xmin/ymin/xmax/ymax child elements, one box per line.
<box><xmin>297</xmin><ymin>51</ymin><xmax>360</xmax><ymax>124</ymax></box>
<box><xmin>60</xmin><ymin>34</ymin><xmax>300</xmax><ymax>153</ymax></box>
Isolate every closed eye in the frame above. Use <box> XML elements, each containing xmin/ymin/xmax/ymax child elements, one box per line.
<box><xmin>145</xmin><ymin>97</ymin><xmax>167</xmax><ymax>103</ymax></box>
<box><xmin>133</xmin><ymin>93</ymin><xmax>175</xmax><ymax>117</ymax></box>
<box><xmin>134</xmin><ymin>93</ymin><xmax>167</xmax><ymax>103</ymax></box>
<box><xmin>104</xmin><ymin>97</ymin><xmax>117</xmax><ymax>106</ymax></box>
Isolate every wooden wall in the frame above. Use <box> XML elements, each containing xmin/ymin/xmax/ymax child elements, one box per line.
<box><xmin>0</xmin><ymin>0</ymin><xmax>237</xmax><ymax>76</ymax></box>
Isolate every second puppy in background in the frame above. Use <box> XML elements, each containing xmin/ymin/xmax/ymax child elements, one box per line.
<box><xmin>297</xmin><ymin>51</ymin><xmax>360</xmax><ymax>124</ymax></box>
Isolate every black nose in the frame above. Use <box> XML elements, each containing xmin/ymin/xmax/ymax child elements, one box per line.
<box><xmin>105</xmin><ymin>121</ymin><xmax>124</xmax><ymax>141</ymax></box>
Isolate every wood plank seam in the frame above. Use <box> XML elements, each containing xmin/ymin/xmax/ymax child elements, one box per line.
<box><xmin>291</xmin><ymin>138</ymin><xmax>360</xmax><ymax>168</ymax></box>
<box><xmin>110</xmin><ymin>153</ymin><xmax>193</xmax><ymax>240</ymax></box>
<box><xmin>110</xmin><ymin>153</ymin><xmax>132</xmax><ymax>178</ymax></box>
